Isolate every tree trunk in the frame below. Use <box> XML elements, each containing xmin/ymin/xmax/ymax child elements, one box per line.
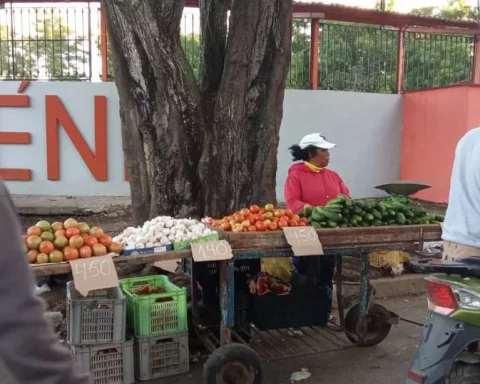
<box><xmin>103</xmin><ymin>0</ymin><xmax>205</xmax><ymax>225</ymax></box>
<box><xmin>102</xmin><ymin>0</ymin><xmax>292</xmax><ymax>220</ymax></box>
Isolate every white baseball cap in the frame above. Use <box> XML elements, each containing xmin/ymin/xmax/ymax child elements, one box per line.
<box><xmin>299</xmin><ymin>133</ymin><xmax>336</xmax><ymax>150</ymax></box>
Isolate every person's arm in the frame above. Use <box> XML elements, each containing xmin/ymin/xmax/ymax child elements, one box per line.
<box><xmin>339</xmin><ymin>177</ymin><xmax>351</xmax><ymax>198</ymax></box>
<box><xmin>285</xmin><ymin>173</ymin><xmax>306</xmax><ymax>213</ymax></box>
<box><xmin>335</xmin><ymin>173</ymin><xmax>350</xmax><ymax>198</ymax></box>
<box><xmin>0</xmin><ymin>182</ymin><xmax>92</xmax><ymax>384</ymax></box>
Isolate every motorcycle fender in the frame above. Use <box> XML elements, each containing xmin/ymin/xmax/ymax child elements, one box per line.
<box><xmin>407</xmin><ymin>313</ymin><xmax>480</xmax><ymax>383</ymax></box>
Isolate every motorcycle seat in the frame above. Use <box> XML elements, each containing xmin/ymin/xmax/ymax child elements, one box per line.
<box><xmin>455</xmin><ymin>257</ymin><xmax>480</xmax><ymax>267</ymax></box>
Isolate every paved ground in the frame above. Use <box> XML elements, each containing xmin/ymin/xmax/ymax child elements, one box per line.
<box><xmin>0</xmin><ymin>295</ymin><xmax>427</xmax><ymax>384</ymax></box>
<box><xmin>156</xmin><ymin>295</ymin><xmax>428</xmax><ymax>384</ymax></box>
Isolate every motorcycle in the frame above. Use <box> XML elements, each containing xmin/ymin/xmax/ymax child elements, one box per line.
<box><xmin>406</xmin><ymin>257</ymin><xmax>480</xmax><ymax>383</ymax></box>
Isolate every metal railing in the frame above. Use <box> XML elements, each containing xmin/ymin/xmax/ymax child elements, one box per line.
<box><xmin>0</xmin><ymin>5</ymin><xmax>475</xmax><ymax>93</ymax></box>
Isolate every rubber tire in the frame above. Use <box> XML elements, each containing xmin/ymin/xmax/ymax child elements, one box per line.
<box><xmin>445</xmin><ymin>363</ymin><xmax>480</xmax><ymax>383</ymax></box>
<box><xmin>344</xmin><ymin>303</ymin><xmax>392</xmax><ymax>347</ymax></box>
<box><xmin>203</xmin><ymin>343</ymin><xmax>263</xmax><ymax>384</ymax></box>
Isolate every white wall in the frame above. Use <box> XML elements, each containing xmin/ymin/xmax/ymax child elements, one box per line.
<box><xmin>278</xmin><ymin>90</ymin><xmax>403</xmax><ymax>200</ymax></box>
<box><xmin>0</xmin><ymin>82</ymin><xmax>402</xmax><ymax>200</ymax></box>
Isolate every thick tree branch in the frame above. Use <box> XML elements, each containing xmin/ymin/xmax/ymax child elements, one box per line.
<box><xmin>102</xmin><ymin>0</ymin><xmax>206</xmax><ymax>219</ymax></box>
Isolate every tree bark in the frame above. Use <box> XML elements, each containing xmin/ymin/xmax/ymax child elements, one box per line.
<box><xmin>103</xmin><ymin>0</ymin><xmax>205</xmax><ymax>224</ymax></box>
<box><xmin>103</xmin><ymin>0</ymin><xmax>292</xmax><ymax>220</ymax></box>
<box><xmin>200</xmin><ymin>0</ymin><xmax>293</xmax><ymax>216</ymax></box>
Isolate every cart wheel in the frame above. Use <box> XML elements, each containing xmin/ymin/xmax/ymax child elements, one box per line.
<box><xmin>344</xmin><ymin>303</ymin><xmax>392</xmax><ymax>347</ymax></box>
<box><xmin>203</xmin><ymin>343</ymin><xmax>263</xmax><ymax>384</ymax></box>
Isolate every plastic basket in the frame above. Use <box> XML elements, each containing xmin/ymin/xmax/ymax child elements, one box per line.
<box><xmin>134</xmin><ymin>332</ymin><xmax>189</xmax><ymax>381</ymax></box>
<box><xmin>67</xmin><ymin>281</ymin><xmax>126</xmax><ymax>346</ymax></box>
<box><xmin>120</xmin><ymin>275</ymin><xmax>188</xmax><ymax>337</ymax></box>
<box><xmin>71</xmin><ymin>339</ymin><xmax>134</xmax><ymax>384</ymax></box>
<box><xmin>252</xmin><ymin>286</ymin><xmax>329</xmax><ymax>330</ymax></box>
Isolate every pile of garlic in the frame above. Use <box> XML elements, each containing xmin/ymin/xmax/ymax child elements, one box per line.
<box><xmin>113</xmin><ymin>216</ymin><xmax>216</xmax><ymax>250</ymax></box>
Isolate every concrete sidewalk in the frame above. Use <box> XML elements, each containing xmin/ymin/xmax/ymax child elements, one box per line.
<box><xmin>11</xmin><ymin>194</ymin><xmax>131</xmax><ymax>216</ymax></box>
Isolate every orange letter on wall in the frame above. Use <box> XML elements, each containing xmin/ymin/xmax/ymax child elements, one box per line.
<box><xmin>0</xmin><ymin>94</ymin><xmax>32</xmax><ymax>181</ymax></box>
<box><xmin>46</xmin><ymin>95</ymin><xmax>108</xmax><ymax>181</ymax></box>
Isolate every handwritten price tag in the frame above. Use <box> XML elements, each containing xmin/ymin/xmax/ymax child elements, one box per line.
<box><xmin>70</xmin><ymin>255</ymin><xmax>119</xmax><ymax>296</ymax></box>
<box><xmin>282</xmin><ymin>227</ymin><xmax>324</xmax><ymax>256</ymax></box>
<box><xmin>191</xmin><ymin>240</ymin><xmax>234</xmax><ymax>262</ymax></box>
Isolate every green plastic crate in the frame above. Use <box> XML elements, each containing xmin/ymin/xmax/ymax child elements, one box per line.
<box><xmin>120</xmin><ymin>275</ymin><xmax>187</xmax><ymax>337</ymax></box>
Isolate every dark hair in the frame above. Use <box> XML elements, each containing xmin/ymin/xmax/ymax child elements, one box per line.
<box><xmin>289</xmin><ymin>144</ymin><xmax>319</xmax><ymax>162</ymax></box>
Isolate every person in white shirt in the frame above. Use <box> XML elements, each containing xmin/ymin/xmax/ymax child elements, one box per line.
<box><xmin>442</xmin><ymin>128</ymin><xmax>480</xmax><ymax>260</ymax></box>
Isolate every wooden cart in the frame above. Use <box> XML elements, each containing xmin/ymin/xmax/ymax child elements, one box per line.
<box><xmin>31</xmin><ymin>224</ymin><xmax>442</xmax><ymax>384</ymax></box>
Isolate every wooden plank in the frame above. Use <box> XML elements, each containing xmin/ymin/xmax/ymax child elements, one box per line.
<box><xmin>220</xmin><ymin>224</ymin><xmax>442</xmax><ymax>250</ymax></box>
<box><xmin>31</xmin><ymin>225</ymin><xmax>442</xmax><ymax>277</ymax></box>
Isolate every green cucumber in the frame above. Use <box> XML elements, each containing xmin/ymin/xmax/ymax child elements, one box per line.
<box><xmin>395</xmin><ymin>212</ymin><xmax>406</xmax><ymax>225</ymax></box>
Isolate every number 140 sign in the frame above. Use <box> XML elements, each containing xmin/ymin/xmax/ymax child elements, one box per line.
<box><xmin>282</xmin><ymin>227</ymin><xmax>324</xmax><ymax>256</ymax></box>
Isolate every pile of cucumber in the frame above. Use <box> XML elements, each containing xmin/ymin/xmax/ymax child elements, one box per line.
<box><xmin>299</xmin><ymin>195</ymin><xmax>445</xmax><ymax>229</ymax></box>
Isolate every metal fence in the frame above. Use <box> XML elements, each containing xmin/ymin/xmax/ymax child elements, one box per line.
<box><xmin>0</xmin><ymin>5</ymin><xmax>475</xmax><ymax>93</ymax></box>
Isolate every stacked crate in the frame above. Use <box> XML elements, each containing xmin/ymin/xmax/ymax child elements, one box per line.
<box><xmin>66</xmin><ymin>281</ymin><xmax>134</xmax><ymax>384</ymax></box>
<box><xmin>119</xmin><ymin>275</ymin><xmax>189</xmax><ymax>381</ymax></box>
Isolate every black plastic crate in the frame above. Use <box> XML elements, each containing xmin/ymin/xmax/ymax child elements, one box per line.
<box><xmin>251</xmin><ymin>286</ymin><xmax>329</xmax><ymax>330</ymax></box>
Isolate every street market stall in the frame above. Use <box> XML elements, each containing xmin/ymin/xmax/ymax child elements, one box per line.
<box><xmin>29</xmin><ymin>213</ymin><xmax>442</xmax><ymax>383</ymax></box>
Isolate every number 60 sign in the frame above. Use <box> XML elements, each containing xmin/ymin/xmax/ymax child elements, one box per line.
<box><xmin>70</xmin><ymin>255</ymin><xmax>119</xmax><ymax>296</ymax></box>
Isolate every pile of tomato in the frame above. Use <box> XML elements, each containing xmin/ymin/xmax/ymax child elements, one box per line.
<box><xmin>208</xmin><ymin>204</ymin><xmax>310</xmax><ymax>232</ymax></box>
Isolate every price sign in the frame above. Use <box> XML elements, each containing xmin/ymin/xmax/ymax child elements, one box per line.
<box><xmin>70</xmin><ymin>255</ymin><xmax>119</xmax><ymax>296</ymax></box>
<box><xmin>282</xmin><ymin>227</ymin><xmax>324</xmax><ymax>256</ymax></box>
<box><xmin>191</xmin><ymin>240</ymin><xmax>234</xmax><ymax>262</ymax></box>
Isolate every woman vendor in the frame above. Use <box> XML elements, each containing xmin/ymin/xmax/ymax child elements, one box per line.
<box><xmin>284</xmin><ymin>133</ymin><xmax>350</xmax><ymax>319</ymax></box>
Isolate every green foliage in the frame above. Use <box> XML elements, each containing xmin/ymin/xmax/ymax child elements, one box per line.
<box><xmin>0</xmin><ymin>13</ymin><xmax>87</xmax><ymax>80</ymax></box>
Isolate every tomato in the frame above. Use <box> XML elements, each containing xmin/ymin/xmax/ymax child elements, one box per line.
<box><xmin>85</xmin><ymin>236</ymin><xmax>99</xmax><ymax>247</ymax></box>
<box><xmin>264</xmin><ymin>219</ymin><xmax>272</xmax><ymax>225</ymax></box>
<box><xmin>63</xmin><ymin>246</ymin><xmax>79</xmax><ymax>261</ymax></box>
<box><xmin>90</xmin><ymin>227</ymin><xmax>104</xmax><ymax>239</ymax></box>
<box><xmin>220</xmin><ymin>222</ymin><xmax>232</xmax><ymax>231</ymax></box>
<box><xmin>264</xmin><ymin>204</ymin><xmax>274</xmax><ymax>212</ymax></box>
<box><xmin>51</xmin><ymin>222</ymin><xmax>64</xmax><ymax>232</ymax></box>
<box><xmin>248</xmin><ymin>225</ymin><xmax>257</xmax><ymax>232</ymax></box>
<box><xmin>255</xmin><ymin>221</ymin><xmax>267</xmax><ymax>232</ymax></box>
<box><xmin>99</xmin><ymin>235</ymin><xmax>112</xmax><ymax>248</ymax></box>
<box><xmin>249</xmin><ymin>205</ymin><xmax>260</xmax><ymax>214</ymax></box>
<box><xmin>229</xmin><ymin>219</ymin><xmax>236</xmax><ymax>228</ymax></box>
<box><xmin>274</xmin><ymin>209</ymin><xmax>284</xmax><ymax>218</ymax></box>
<box><xmin>272</xmin><ymin>217</ymin><xmax>280</xmax><ymax>223</ymax></box>
<box><xmin>284</xmin><ymin>209</ymin><xmax>294</xmax><ymax>218</ymax></box>
<box><xmin>291</xmin><ymin>214</ymin><xmax>301</xmax><ymax>222</ymax></box>
<box><xmin>108</xmin><ymin>242</ymin><xmax>124</xmax><ymax>254</ymax></box>
<box><xmin>300</xmin><ymin>217</ymin><xmax>310</xmax><ymax>224</ymax></box>
<box><xmin>278</xmin><ymin>219</ymin><xmax>289</xmax><ymax>228</ymax></box>
<box><xmin>264</xmin><ymin>212</ymin><xmax>274</xmax><ymax>220</ymax></box>
<box><xmin>39</xmin><ymin>240</ymin><xmax>55</xmax><ymax>254</ymax></box>
<box><xmin>240</xmin><ymin>208</ymin><xmax>251</xmax><ymax>217</ymax></box>
<box><xmin>247</xmin><ymin>214</ymin><xmax>256</xmax><ymax>225</ymax></box>
<box><xmin>233</xmin><ymin>214</ymin><xmax>244</xmax><ymax>223</ymax></box>
<box><xmin>298</xmin><ymin>221</ymin><xmax>308</xmax><ymax>226</ymax></box>
<box><xmin>280</xmin><ymin>215</ymin><xmax>290</xmax><ymax>223</ymax></box>
<box><xmin>92</xmin><ymin>244</ymin><xmax>107</xmax><ymax>256</ymax></box>
<box><xmin>65</xmin><ymin>227</ymin><xmax>80</xmax><ymax>239</ymax></box>
<box><xmin>241</xmin><ymin>220</ymin><xmax>251</xmax><ymax>228</ymax></box>
<box><xmin>232</xmin><ymin>224</ymin><xmax>243</xmax><ymax>233</ymax></box>
<box><xmin>260</xmin><ymin>208</ymin><xmax>266</xmax><ymax>214</ymax></box>
<box><xmin>205</xmin><ymin>217</ymin><xmax>214</xmax><ymax>225</ymax></box>
<box><xmin>252</xmin><ymin>213</ymin><xmax>263</xmax><ymax>222</ymax></box>
<box><xmin>27</xmin><ymin>226</ymin><xmax>42</xmax><ymax>237</ymax></box>
<box><xmin>267</xmin><ymin>221</ymin><xmax>278</xmax><ymax>231</ymax></box>
<box><xmin>289</xmin><ymin>220</ymin><xmax>299</xmax><ymax>227</ymax></box>
<box><xmin>79</xmin><ymin>246</ymin><xmax>93</xmax><ymax>258</ymax></box>
<box><xmin>69</xmin><ymin>235</ymin><xmax>84</xmax><ymax>249</ymax></box>
<box><xmin>63</xmin><ymin>218</ymin><xmax>78</xmax><ymax>229</ymax></box>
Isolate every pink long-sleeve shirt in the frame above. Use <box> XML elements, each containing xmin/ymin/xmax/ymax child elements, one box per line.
<box><xmin>284</xmin><ymin>162</ymin><xmax>350</xmax><ymax>213</ymax></box>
